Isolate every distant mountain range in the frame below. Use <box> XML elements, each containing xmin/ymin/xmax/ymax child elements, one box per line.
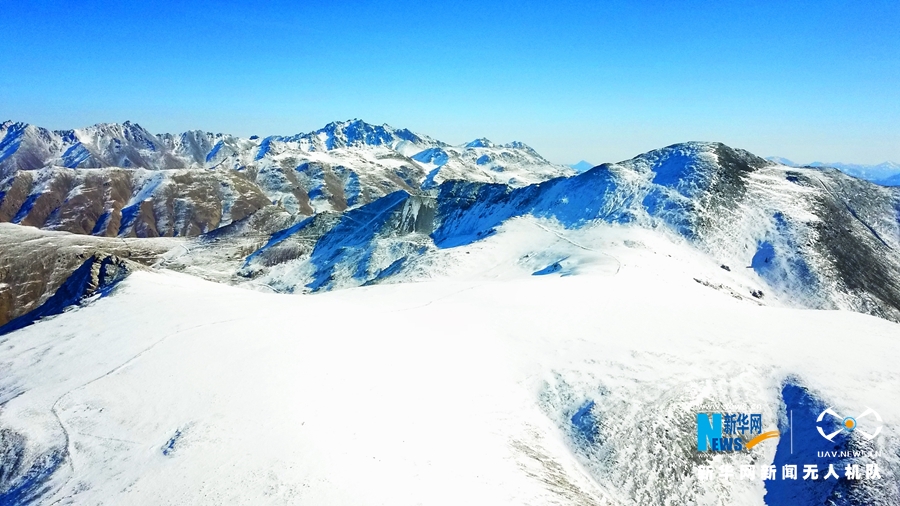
<box><xmin>0</xmin><ymin>119</ymin><xmax>572</xmax><ymax>237</ymax></box>
<box><xmin>766</xmin><ymin>156</ymin><xmax>900</xmax><ymax>186</ymax></box>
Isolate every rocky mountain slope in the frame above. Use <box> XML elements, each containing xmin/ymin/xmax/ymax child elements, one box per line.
<box><xmin>0</xmin><ymin>120</ymin><xmax>572</xmax><ymax>238</ymax></box>
<box><xmin>0</xmin><ymin>223</ymin><xmax>178</xmax><ymax>329</ymax></box>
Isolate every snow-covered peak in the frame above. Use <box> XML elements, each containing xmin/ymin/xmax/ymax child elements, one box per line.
<box><xmin>291</xmin><ymin>119</ymin><xmax>438</xmax><ymax>152</ymax></box>
<box><xmin>503</xmin><ymin>140</ymin><xmax>530</xmax><ymax>150</ymax></box>
<box><xmin>1</xmin><ymin>119</ymin><xmax>22</xmax><ymax>132</ymax></box>
<box><xmin>0</xmin><ymin>118</ymin><xmax>582</xmax><ymax>218</ymax></box>
<box><xmin>465</xmin><ymin>138</ymin><xmax>494</xmax><ymax>149</ymax></box>
<box><xmin>74</xmin><ymin>121</ymin><xmax>161</xmax><ymax>152</ymax></box>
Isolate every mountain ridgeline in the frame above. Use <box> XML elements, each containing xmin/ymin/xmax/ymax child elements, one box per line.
<box><xmin>2</xmin><ymin>120</ymin><xmax>900</xmax><ymax>328</ymax></box>
<box><xmin>0</xmin><ymin>119</ymin><xmax>571</xmax><ymax>237</ymax></box>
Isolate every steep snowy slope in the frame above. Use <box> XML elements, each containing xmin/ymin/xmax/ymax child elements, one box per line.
<box><xmin>1</xmin><ymin>228</ymin><xmax>898</xmax><ymax>505</ymax></box>
<box><xmin>200</xmin><ymin>142</ymin><xmax>900</xmax><ymax>323</ymax></box>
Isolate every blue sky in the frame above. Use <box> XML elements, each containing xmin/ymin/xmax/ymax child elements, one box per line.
<box><xmin>1</xmin><ymin>0</ymin><xmax>898</xmax><ymax>165</ymax></box>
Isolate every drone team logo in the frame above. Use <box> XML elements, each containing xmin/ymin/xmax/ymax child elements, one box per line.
<box><xmin>816</xmin><ymin>407</ymin><xmax>882</xmax><ymax>442</ymax></box>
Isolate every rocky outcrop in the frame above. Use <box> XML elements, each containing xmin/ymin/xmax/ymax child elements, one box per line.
<box><xmin>0</xmin><ymin>254</ymin><xmax>129</xmax><ymax>335</ymax></box>
<box><xmin>0</xmin><ymin>224</ymin><xmax>177</xmax><ymax>328</ymax></box>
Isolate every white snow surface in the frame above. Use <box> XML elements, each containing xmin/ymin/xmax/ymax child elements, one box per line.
<box><xmin>2</xmin><ymin>220</ymin><xmax>899</xmax><ymax>505</ymax></box>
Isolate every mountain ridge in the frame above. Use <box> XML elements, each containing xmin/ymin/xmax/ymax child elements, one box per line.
<box><xmin>0</xmin><ymin>118</ymin><xmax>573</xmax><ymax>238</ymax></box>
<box><xmin>4</xmin><ymin>133</ymin><xmax>900</xmax><ymax>333</ymax></box>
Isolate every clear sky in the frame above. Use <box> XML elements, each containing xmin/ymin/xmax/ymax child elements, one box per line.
<box><xmin>1</xmin><ymin>0</ymin><xmax>898</xmax><ymax>165</ymax></box>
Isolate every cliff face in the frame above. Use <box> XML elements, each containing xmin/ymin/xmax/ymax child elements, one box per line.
<box><xmin>0</xmin><ymin>224</ymin><xmax>177</xmax><ymax>327</ymax></box>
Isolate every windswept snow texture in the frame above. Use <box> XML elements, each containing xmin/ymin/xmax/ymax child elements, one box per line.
<box><xmin>430</xmin><ymin>143</ymin><xmax>752</xmax><ymax>250</ymax></box>
<box><xmin>162</xmin><ymin>429</ymin><xmax>183</xmax><ymax>456</ymax></box>
<box><xmin>533</xmin><ymin>262</ymin><xmax>563</xmax><ymax>276</ymax></box>
<box><xmin>421</xmin><ymin>167</ymin><xmax>441</xmax><ymax>189</ymax></box>
<box><xmin>0</xmin><ymin>445</ymin><xmax>66</xmax><ymax>506</ymax></box>
<box><xmin>117</xmin><ymin>205</ymin><xmax>141</xmax><ymax>235</ymax></box>
<box><xmin>205</xmin><ymin>141</ymin><xmax>223</xmax><ymax>163</ymax></box>
<box><xmin>91</xmin><ymin>211</ymin><xmax>111</xmax><ymax>236</ymax></box>
<box><xmin>570</xmin><ymin>400</ymin><xmax>598</xmax><ymax>444</ymax></box>
<box><xmin>751</xmin><ymin>241</ymin><xmax>778</xmax><ymax>276</ymax></box>
<box><xmin>333</xmin><ymin>165</ymin><xmax>361</xmax><ymax>207</ymax></box>
<box><xmin>58</xmin><ymin>137</ymin><xmax>899</xmax><ymax>325</ymax></box>
<box><xmin>364</xmin><ymin>256</ymin><xmax>407</xmax><ymax>285</ymax></box>
<box><xmin>61</xmin><ymin>143</ymin><xmax>90</xmax><ymax>168</ymax></box>
<box><xmin>11</xmin><ymin>194</ymin><xmax>40</xmax><ymax>224</ymax></box>
<box><xmin>412</xmin><ymin>148</ymin><xmax>449</xmax><ymax>166</ymax></box>
<box><xmin>0</xmin><ymin>123</ymin><xmax>25</xmax><ymax>164</ymax></box>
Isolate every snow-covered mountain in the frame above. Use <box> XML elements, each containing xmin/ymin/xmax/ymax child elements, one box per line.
<box><xmin>808</xmin><ymin>161</ymin><xmax>900</xmax><ymax>186</ymax></box>
<box><xmin>569</xmin><ymin>160</ymin><xmax>595</xmax><ymax>172</ymax></box>
<box><xmin>5</xmin><ymin>128</ymin><xmax>900</xmax><ymax>505</ymax></box>
<box><xmin>0</xmin><ymin>119</ymin><xmax>574</xmax><ymax>234</ymax></box>
<box><xmin>154</xmin><ymin>142</ymin><xmax>900</xmax><ymax>326</ymax></box>
<box><xmin>5</xmin><ymin>138</ymin><xmax>900</xmax><ymax>331</ymax></box>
